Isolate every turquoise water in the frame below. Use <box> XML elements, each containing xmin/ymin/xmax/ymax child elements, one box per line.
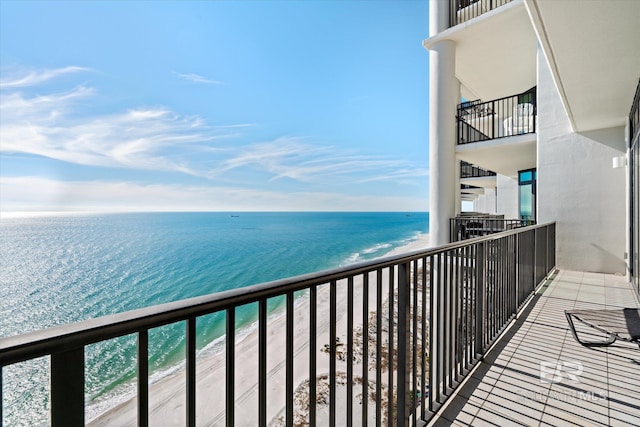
<box><xmin>0</xmin><ymin>211</ymin><xmax>428</xmax><ymax>425</ymax></box>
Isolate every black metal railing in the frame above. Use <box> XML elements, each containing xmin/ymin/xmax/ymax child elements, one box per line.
<box><xmin>457</xmin><ymin>87</ymin><xmax>537</xmax><ymax>145</ymax></box>
<box><xmin>0</xmin><ymin>223</ymin><xmax>556</xmax><ymax>427</ymax></box>
<box><xmin>461</xmin><ymin>161</ymin><xmax>496</xmax><ymax>178</ymax></box>
<box><xmin>449</xmin><ymin>0</ymin><xmax>512</xmax><ymax>27</ymax></box>
<box><xmin>450</xmin><ymin>216</ymin><xmax>535</xmax><ymax>242</ymax></box>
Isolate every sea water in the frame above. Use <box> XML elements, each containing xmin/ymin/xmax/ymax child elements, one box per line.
<box><xmin>0</xmin><ymin>211</ymin><xmax>428</xmax><ymax>425</ymax></box>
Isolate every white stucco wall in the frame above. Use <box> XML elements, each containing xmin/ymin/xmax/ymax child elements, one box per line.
<box><xmin>496</xmin><ymin>174</ymin><xmax>519</xmax><ymax>219</ymax></box>
<box><xmin>474</xmin><ymin>188</ymin><xmax>497</xmax><ymax>214</ymax></box>
<box><xmin>536</xmin><ymin>49</ymin><xmax>627</xmax><ymax>274</ymax></box>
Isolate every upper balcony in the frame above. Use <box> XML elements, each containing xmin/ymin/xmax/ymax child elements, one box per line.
<box><xmin>449</xmin><ymin>0</ymin><xmax>512</xmax><ymax>28</ymax></box>
<box><xmin>456</xmin><ymin>87</ymin><xmax>537</xmax><ymax>177</ymax></box>
<box><xmin>460</xmin><ymin>160</ymin><xmax>496</xmax><ymax>179</ymax></box>
<box><xmin>460</xmin><ymin>161</ymin><xmax>497</xmax><ymax>195</ymax></box>
<box><xmin>457</xmin><ymin>86</ymin><xmax>536</xmax><ymax>145</ymax></box>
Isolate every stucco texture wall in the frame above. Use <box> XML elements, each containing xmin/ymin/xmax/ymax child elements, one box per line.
<box><xmin>496</xmin><ymin>174</ymin><xmax>519</xmax><ymax>219</ymax></box>
<box><xmin>536</xmin><ymin>50</ymin><xmax>627</xmax><ymax>274</ymax></box>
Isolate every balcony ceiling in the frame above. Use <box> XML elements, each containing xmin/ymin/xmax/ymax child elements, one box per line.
<box><xmin>456</xmin><ymin>134</ymin><xmax>536</xmax><ymax>178</ymax></box>
<box><xmin>527</xmin><ymin>0</ymin><xmax>640</xmax><ymax>132</ymax></box>
<box><xmin>424</xmin><ymin>1</ymin><xmax>538</xmax><ymax>102</ymax></box>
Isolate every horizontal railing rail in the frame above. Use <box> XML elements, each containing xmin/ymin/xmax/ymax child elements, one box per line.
<box><xmin>449</xmin><ymin>0</ymin><xmax>512</xmax><ymax>28</ymax></box>
<box><xmin>1</xmin><ymin>223</ymin><xmax>556</xmax><ymax>427</ymax></box>
<box><xmin>450</xmin><ymin>216</ymin><xmax>535</xmax><ymax>242</ymax></box>
<box><xmin>457</xmin><ymin>87</ymin><xmax>536</xmax><ymax>145</ymax></box>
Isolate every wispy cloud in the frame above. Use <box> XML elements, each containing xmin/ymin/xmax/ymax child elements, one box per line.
<box><xmin>0</xmin><ymin>66</ymin><xmax>426</xmax><ymax>201</ymax></box>
<box><xmin>173</xmin><ymin>71</ymin><xmax>223</xmax><ymax>85</ymax></box>
<box><xmin>218</xmin><ymin>137</ymin><xmax>424</xmax><ymax>185</ymax></box>
<box><xmin>0</xmin><ymin>67</ymin><xmax>240</xmax><ymax>176</ymax></box>
<box><xmin>0</xmin><ymin>66</ymin><xmax>92</xmax><ymax>88</ymax></box>
<box><xmin>1</xmin><ymin>91</ymin><xmax>228</xmax><ymax>175</ymax></box>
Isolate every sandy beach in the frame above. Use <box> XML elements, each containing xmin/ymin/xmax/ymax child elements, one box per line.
<box><xmin>89</xmin><ymin>233</ymin><xmax>430</xmax><ymax>426</ymax></box>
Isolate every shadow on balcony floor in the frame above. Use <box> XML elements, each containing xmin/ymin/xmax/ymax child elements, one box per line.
<box><xmin>429</xmin><ymin>270</ymin><xmax>640</xmax><ymax>427</ymax></box>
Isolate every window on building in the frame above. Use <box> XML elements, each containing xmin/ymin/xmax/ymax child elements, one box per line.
<box><xmin>519</xmin><ymin>169</ymin><xmax>536</xmax><ymax>222</ymax></box>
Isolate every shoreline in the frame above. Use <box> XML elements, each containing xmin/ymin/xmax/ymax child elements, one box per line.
<box><xmin>89</xmin><ymin>232</ymin><xmax>431</xmax><ymax>425</ymax></box>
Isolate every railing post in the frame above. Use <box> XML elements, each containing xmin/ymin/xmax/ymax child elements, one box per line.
<box><xmin>514</xmin><ymin>233</ymin><xmax>520</xmax><ymax>314</ymax></box>
<box><xmin>492</xmin><ymin>101</ymin><xmax>496</xmax><ymax>139</ymax></box>
<box><xmin>1</xmin><ymin>367</ymin><xmax>3</xmax><ymax>426</ymax></box>
<box><xmin>226</xmin><ymin>308</ymin><xmax>235</xmax><ymax>427</ymax></box>
<box><xmin>397</xmin><ymin>262</ymin><xmax>411</xmax><ymax>425</ymax></box>
<box><xmin>138</xmin><ymin>331</ymin><xmax>149</xmax><ymax>427</ymax></box>
<box><xmin>475</xmin><ymin>242</ymin><xmax>485</xmax><ymax>358</ymax></box>
<box><xmin>51</xmin><ymin>348</ymin><xmax>84</xmax><ymax>427</ymax></box>
<box><xmin>186</xmin><ymin>318</ymin><xmax>196</xmax><ymax>427</ymax></box>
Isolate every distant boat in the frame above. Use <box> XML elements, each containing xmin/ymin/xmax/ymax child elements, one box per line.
<box><xmin>231</xmin><ymin>215</ymin><xmax>240</xmax><ymax>218</ymax></box>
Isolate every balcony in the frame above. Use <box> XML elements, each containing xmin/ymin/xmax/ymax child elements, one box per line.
<box><xmin>435</xmin><ymin>270</ymin><xmax>640</xmax><ymax>426</ymax></box>
<box><xmin>449</xmin><ymin>0</ymin><xmax>513</xmax><ymax>28</ymax></box>
<box><xmin>0</xmin><ymin>223</ymin><xmax>556</xmax><ymax>426</ymax></box>
<box><xmin>460</xmin><ymin>161</ymin><xmax>496</xmax><ymax>179</ymax></box>
<box><xmin>457</xmin><ymin>87</ymin><xmax>537</xmax><ymax>146</ymax></box>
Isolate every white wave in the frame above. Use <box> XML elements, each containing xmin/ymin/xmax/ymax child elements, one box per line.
<box><xmin>361</xmin><ymin>243</ymin><xmax>392</xmax><ymax>254</ymax></box>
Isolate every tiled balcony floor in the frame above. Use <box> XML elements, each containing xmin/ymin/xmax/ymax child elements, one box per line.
<box><xmin>431</xmin><ymin>270</ymin><xmax>640</xmax><ymax>427</ymax></box>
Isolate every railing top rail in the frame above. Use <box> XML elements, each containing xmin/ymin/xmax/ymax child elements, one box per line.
<box><xmin>0</xmin><ymin>222</ymin><xmax>555</xmax><ymax>366</ymax></box>
<box><xmin>457</xmin><ymin>86</ymin><xmax>537</xmax><ymax>110</ymax></box>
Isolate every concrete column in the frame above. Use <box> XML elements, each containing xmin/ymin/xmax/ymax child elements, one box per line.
<box><xmin>429</xmin><ymin>0</ymin><xmax>448</xmax><ymax>37</ymax></box>
<box><xmin>429</xmin><ymin>37</ymin><xmax>458</xmax><ymax>246</ymax></box>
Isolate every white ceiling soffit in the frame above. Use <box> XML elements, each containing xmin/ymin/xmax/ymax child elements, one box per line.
<box><xmin>527</xmin><ymin>0</ymin><xmax>640</xmax><ymax>132</ymax></box>
<box><xmin>442</xmin><ymin>1</ymin><xmax>538</xmax><ymax>101</ymax></box>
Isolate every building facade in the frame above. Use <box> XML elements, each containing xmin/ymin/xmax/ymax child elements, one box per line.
<box><xmin>424</xmin><ymin>0</ymin><xmax>640</xmax><ymax>277</ymax></box>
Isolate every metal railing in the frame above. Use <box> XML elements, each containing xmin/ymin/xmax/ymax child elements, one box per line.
<box><xmin>461</xmin><ymin>161</ymin><xmax>496</xmax><ymax>178</ymax></box>
<box><xmin>457</xmin><ymin>87</ymin><xmax>537</xmax><ymax>145</ymax></box>
<box><xmin>449</xmin><ymin>0</ymin><xmax>512</xmax><ymax>27</ymax></box>
<box><xmin>0</xmin><ymin>223</ymin><xmax>556</xmax><ymax>426</ymax></box>
<box><xmin>450</xmin><ymin>216</ymin><xmax>535</xmax><ymax>242</ymax></box>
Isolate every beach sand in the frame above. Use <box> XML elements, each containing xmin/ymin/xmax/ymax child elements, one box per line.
<box><xmin>89</xmin><ymin>233</ymin><xmax>430</xmax><ymax>426</ymax></box>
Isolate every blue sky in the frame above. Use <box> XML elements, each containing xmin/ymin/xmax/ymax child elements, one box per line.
<box><xmin>0</xmin><ymin>0</ymin><xmax>430</xmax><ymax>213</ymax></box>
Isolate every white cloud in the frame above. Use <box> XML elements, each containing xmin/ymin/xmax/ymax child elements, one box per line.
<box><xmin>173</xmin><ymin>71</ymin><xmax>223</xmax><ymax>85</ymax></box>
<box><xmin>0</xmin><ymin>66</ymin><xmax>92</xmax><ymax>88</ymax></box>
<box><xmin>0</xmin><ymin>177</ymin><xmax>428</xmax><ymax>213</ymax></box>
<box><xmin>218</xmin><ymin>137</ymin><xmax>424</xmax><ymax>185</ymax></box>
<box><xmin>0</xmin><ymin>84</ymin><xmax>238</xmax><ymax>176</ymax></box>
<box><xmin>0</xmin><ymin>66</ymin><xmax>428</xmax><ymax>212</ymax></box>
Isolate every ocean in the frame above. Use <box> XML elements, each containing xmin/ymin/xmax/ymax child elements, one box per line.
<box><xmin>0</xmin><ymin>211</ymin><xmax>428</xmax><ymax>425</ymax></box>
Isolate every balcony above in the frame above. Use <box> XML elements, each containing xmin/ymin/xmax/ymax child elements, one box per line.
<box><xmin>458</xmin><ymin>87</ymin><xmax>537</xmax><ymax>144</ymax></box>
<box><xmin>456</xmin><ymin>88</ymin><xmax>537</xmax><ymax>177</ymax></box>
<box><xmin>460</xmin><ymin>161</ymin><xmax>497</xmax><ymax>189</ymax></box>
<box><xmin>449</xmin><ymin>0</ymin><xmax>512</xmax><ymax>28</ymax></box>
<box><xmin>424</xmin><ymin>0</ymin><xmax>537</xmax><ymax>103</ymax></box>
